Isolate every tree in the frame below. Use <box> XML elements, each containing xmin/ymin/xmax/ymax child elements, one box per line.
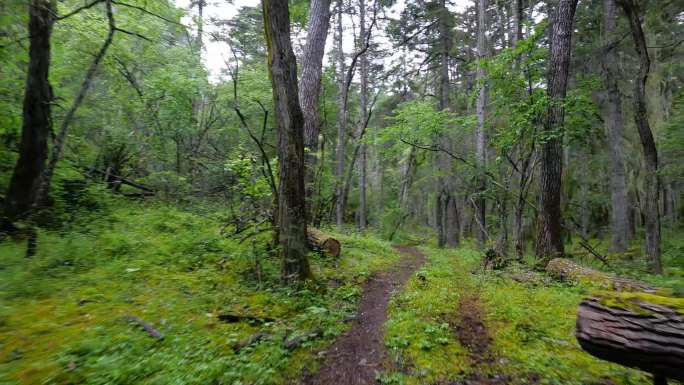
<box><xmin>601</xmin><ymin>0</ymin><xmax>630</xmax><ymax>253</ymax></box>
<box><xmin>300</xmin><ymin>0</ymin><xmax>331</xmax><ymax>160</ymax></box>
<box><xmin>617</xmin><ymin>0</ymin><xmax>662</xmax><ymax>273</ymax></box>
<box><xmin>535</xmin><ymin>0</ymin><xmax>579</xmax><ymax>260</ymax></box>
<box><xmin>3</xmin><ymin>0</ymin><xmax>55</xmax><ymax>225</ymax></box>
<box><xmin>474</xmin><ymin>0</ymin><xmax>489</xmax><ymax>248</ymax></box>
<box><xmin>299</xmin><ymin>0</ymin><xmax>331</xmax><ymax>219</ymax></box>
<box><xmin>262</xmin><ymin>0</ymin><xmax>313</xmax><ymax>283</ymax></box>
<box><xmin>333</xmin><ymin>0</ymin><xmax>347</xmax><ymax>227</ymax></box>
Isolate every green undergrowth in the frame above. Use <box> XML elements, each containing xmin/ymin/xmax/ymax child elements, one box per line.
<box><xmin>381</xmin><ymin>242</ymin><xmax>658</xmax><ymax>385</ymax></box>
<box><xmin>0</xmin><ymin>201</ymin><xmax>401</xmax><ymax>385</ymax></box>
<box><xmin>380</xmin><ymin>242</ymin><xmax>477</xmax><ymax>384</ymax></box>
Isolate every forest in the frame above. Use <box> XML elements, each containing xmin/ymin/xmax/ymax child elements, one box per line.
<box><xmin>0</xmin><ymin>0</ymin><xmax>683</xmax><ymax>384</ymax></box>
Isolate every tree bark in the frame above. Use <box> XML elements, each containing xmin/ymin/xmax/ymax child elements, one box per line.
<box><xmin>334</xmin><ymin>0</ymin><xmax>347</xmax><ymax>227</ymax></box>
<box><xmin>617</xmin><ymin>0</ymin><xmax>662</xmax><ymax>274</ymax></box>
<box><xmin>299</xmin><ymin>0</ymin><xmax>331</xmax><ymax>219</ymax></box>
<box><xmin>475</xmin><ymin>0</ymin><xmax>489</xmax><ymax>248</ymax></box>
<box><xmin>602</xmin><ymin>0</ymin><xmax>630</xmax><ymax>253</ymax></box>
<box><xmin>357</xmin><ymin>0</ymin><xmax>369</xmax><ymax>230</ymax></box>
<box><xmin>576</xmin><ymin>294</ymin><xmax>684</xmax><ymax>382</ymax></box>
<box><xmin>3</xmin><ymin>0</ymin><xmax>55</xmax><ymax>223</ymax></box>
<box><xmin>535</xmin><ymin>0</ymin><xmax>578</xmax><ymax>260</ymax></box>
<box><xmin>445</xmin><ymin>194</ymin><xmax>460</xmax><ymax>247</ymax></box>
<box><xmin>436</xmin><ymin>0</ymin><xmax>454</xmax><ymax>247</ymax></box>
<box><xmin>263</xmin><ymin>0</ymin><xmax>312</xmax><ymax>283</ymax></box>
<box><xmin>510</xmin><ymin>0</ymin><xmax>523</xmax><ymax>47</ymax></box>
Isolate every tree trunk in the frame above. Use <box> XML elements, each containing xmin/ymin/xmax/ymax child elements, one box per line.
<box><xmin>358</xmin><ymin>0</ymin><xmax>369</xmax><ymax>230</ymax></box>
<box><xmin>511</xmin><ymin>0</ymin><xmax>523</xmax><ymax>47</ymax></box>
<box><xmin>263</xmin><ymin>0</ymin><xmax>312</xmax><ymax>284</ymax></box>
<box><xmin>3</xmin><ymin>0</ymin><xmax>55</xmax><ymax>224</ymax></box>
<box><xmin>299</xmin><ymin>0</ymin><xmax>331</xmax><ymax>219</ymax></box>
<box><xmin>576</xmin><ymin>293</ymin><xmax>684</xmax><ymax>382</ymax></box>
<box><xmin>617</xmin><ymin>0</ymin><xmax>662</xmax><ymax>274</ymax></box>
<box><xmin>445</xmin><ymin>195</ymin><xmax>460</xmax><ymax>247</ymax></box>
<box><xmin>602</xmin><ymin>0</ymin><xmax>630</xmax><ymax>253</ymax></box>
<box><xmin>436</xmin><ymin>0</ymin><xmax>453</xmax><ymax>247</ymax></box>
<box><xmin>333</xmin><ymin>0</ymin><xmax>348</xmax><ymax>227</ymax></box>
<box><xmin>535</xmin><ymin>0</ymin><xmax>578</xmax><ymax>260</ymax></box>
<box><xmin>475</xmin><ymin>0</ymin><xmax>489</xmax><ymax>248</ymax></box>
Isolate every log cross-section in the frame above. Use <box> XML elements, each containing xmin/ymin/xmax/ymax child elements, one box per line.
<box><xmin>576</xmin><ymin>295</ymin><xmax>684</xmax><ymax>381</ymax></box>
<box><xmin>307</xmin><ymin>228</ymin><xmax>341</xmax><ymax>257</ymax></box>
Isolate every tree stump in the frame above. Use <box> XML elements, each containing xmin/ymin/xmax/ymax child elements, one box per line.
<box><xmin>576</xmin><ymin>291</ymin><xmax>684</xmax><ymax>383</ymax></box>
<box><xmin>307</xmin><ymin>228</ymin><xmax>341</xmax><ymax>257</ymax></box>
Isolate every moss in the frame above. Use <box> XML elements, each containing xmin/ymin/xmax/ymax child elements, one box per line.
<box><xmin>0</xmin><ymin>202</ymin><xmax>402</xmax><ymax>385</ymax></box>
<box><xmin>594</xmin><ymin>290</ymin><xmax>684</xmax><ymax>316</ymax></box>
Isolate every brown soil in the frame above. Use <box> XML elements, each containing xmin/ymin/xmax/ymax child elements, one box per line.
<box><xmin>302</xmin><ymin>245</ymin><xmax>426</xmax><ymax>385</ymax></box>
<box><xmin>451</xmin><ymin>293</ymin><xmax>511</xmax><ymax>385</ymax></box>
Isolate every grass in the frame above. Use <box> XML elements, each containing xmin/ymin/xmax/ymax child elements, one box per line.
<box><xmin>1</xmin><ymin>198</ymin><xmax>682</xmax><ymax>385</ymax></box>
<box><xmin>381</xmin><ymin>241</ymin><xmax>665</xmax><ymax>385</ymax></box>
<box><xmin>0</xmin><ymin>201</ymin><xmax>401</xmax><ymax>385</ymax></box>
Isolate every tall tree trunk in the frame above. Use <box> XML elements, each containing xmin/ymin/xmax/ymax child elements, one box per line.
<box><xmin>299</xmin><ymin>0</ymin><xmax>331</xmax><ymax>219</ymax></box>
<box><xmin>3</xmin><ymin>0</ymin><xmax>55</xmax><ymax>224</ymax></box>
<box><xmin>535</xmin><ymin>0</ymin><xmax>578</xmax><ymax>260</ymax></box>
<box><xmin>436</xmin><ymin>0</ymin><xmax>455</xmax><ymax>247</ymax></box>
<box><xmin>262</xmin><ymin>0</ymin><xmax>312</xmax><ymax>283</ymax></box>
<box><xmin>617</xmin><ymin>0</ymin><xmax>662</xmax><ymax>273</ymax></box>
<box><xmin>602</xmin><ymin>0</ymin><xmax>630</xmax><ymax>253</ymax></box>
<box><xmin>475</xmin><ymin>0</ymin><xmax>489</xmax><ymax>248</ymax></box>
<box><xmin>334</xmin><ymin>0</ymin><xmax>347</xmax><ymax>227</ymax></box>
<box><xmin>358</xmin><ymin>0</ymin><xmax>369</xmax><ymax>230</ymax></box>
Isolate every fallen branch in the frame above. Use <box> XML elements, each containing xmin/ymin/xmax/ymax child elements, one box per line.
<box><xmin>232</xmin><ymin>332</ymin><xmax>273</xmax><ymax>352</ymax></box>
<box><xmin>123</xmin><ymin>315</ymin><xmax>164</xmax><ymax>339</ymax></box>
<box><xmin>217</xmin><ymin>313</ymin><xmax>276</xmax><ymax>324</ymax></box>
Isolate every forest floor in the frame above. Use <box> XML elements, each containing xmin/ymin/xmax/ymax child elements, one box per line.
<box><xmin>1</xmin><ymin>201</ymin><xmax>682</xmax><ymax>385</ymax></box>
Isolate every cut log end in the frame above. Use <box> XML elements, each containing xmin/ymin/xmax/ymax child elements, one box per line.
<box><xmin>575</xmin><ymin>292</ymin><xmax>684</xmax><ymax>382</ymax></box>
<box><xmin>307</xmin><ymin>228</ymin><xmax>341</xmax><ymax>257</ymax></box>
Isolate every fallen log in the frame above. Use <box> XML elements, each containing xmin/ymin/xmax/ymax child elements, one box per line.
<box><xmin>307</xmin><ymin>228</ymin><xmax>341</xmax><ymax>257</ymax></box>
<box><xmin>545</xmin><ymin>258</ymin><xmax>658</xmax><ymax>293</ymax></box>
<box><xmin>576</xmin><ymin>291</ymin><xmax>684</xmax><ymax>383</ymax></box>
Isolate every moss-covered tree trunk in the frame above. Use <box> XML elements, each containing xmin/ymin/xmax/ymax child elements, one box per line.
<box><xmin>262</xmin><ymin>0</ymin><xmax>312</xmax><ymax>284</ymax></box>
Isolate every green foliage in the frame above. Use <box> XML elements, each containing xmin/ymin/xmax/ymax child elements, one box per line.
<box><xmin>0</xmin><ymin>202</ymin><xmax>403</xmax><ymax>384</ymax></box>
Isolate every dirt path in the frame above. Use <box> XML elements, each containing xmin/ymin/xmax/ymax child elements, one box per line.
<box><xmin>303</xmin><ymin>245</ymin><xmax>426</xmax><ymax>385</ymax></box>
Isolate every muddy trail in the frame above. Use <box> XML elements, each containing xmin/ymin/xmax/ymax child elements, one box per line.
<box><xmin>302</xmin><ymin>245</ymin><xmax>426</xmax><ymax>385</ymax></box>
<box><xmin>451</xmin><ymin>292</ymin><xmax>538</xmax><ymax>385</ymax></box>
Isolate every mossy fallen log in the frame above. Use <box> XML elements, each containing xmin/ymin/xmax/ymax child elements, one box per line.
<box><xmin>576</xmin><ymin>291</ymin><xmax>684</xmax><ymax>382</ymax></box>
<box><xmin>307</xmin><ymin>228</ymin><xmax>341</xmax><ymax>257</ymax></box>
<box><xmin>545</xmin><ymin>258</ymin><xmax>657</xmax><ymax>292</ymax></box>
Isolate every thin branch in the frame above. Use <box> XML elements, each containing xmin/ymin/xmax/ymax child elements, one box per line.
<box><xmin>111</xmin><ymin>0</ymin><xmax>188</xmax><ymax>27</ymax></box>
<box><xmin>115</xmin><ymin>28</ymin><xmax>152</xmax><ymax>42</ymax></box>
<box><xmin>56</xmin><ymin>0</ymin><xmax>105</xmax><ymax>20</ymax></box>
